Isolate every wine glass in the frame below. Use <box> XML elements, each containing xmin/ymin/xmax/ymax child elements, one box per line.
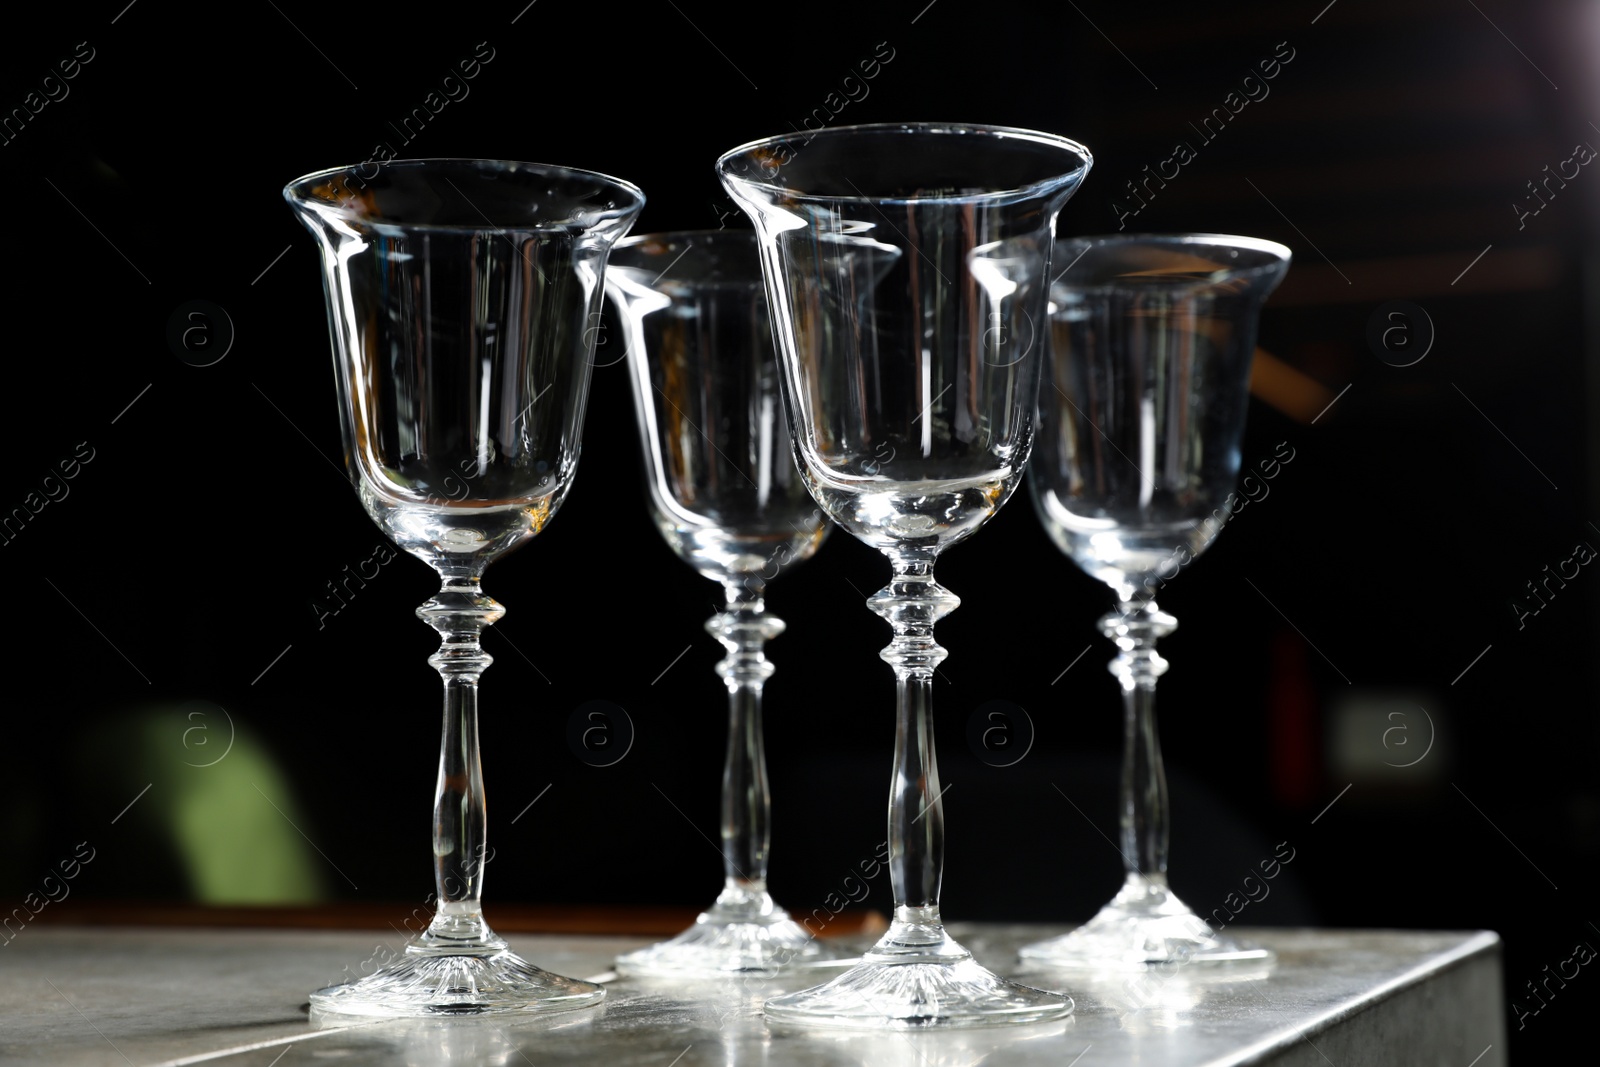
<box><xmin>284</xmin><ymin>158</ymin><xmax>644</xmax><ymax>1015</ymax></box>
<box><xmin>1020</xmin><ymin>233</ymin><xmax>1291</xmax><ymax>970</ymax></box>
<box><xmin>605</xmin><ymin>229</ymin><xmax>844</xmax><ymax>976</ymax></box>
<box><xmin>718</xmin><ymin>122</ymin><xmax>1092</xmax><ymax>1027</ymax></box>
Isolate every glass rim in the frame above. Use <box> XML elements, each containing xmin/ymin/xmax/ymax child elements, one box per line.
<box><xmin>1055</xmin><ymin>232</ymin><xmax>1292</xmax><ymax>288</ymax></box>
<box><xmin>609</xmin><ymin>230</ymin><xmax>763</xmax><ymax>289</ymax></box>
<box><xmin>613</xmin><ymin>228</ymin><xmax>757</xmax><ymax>251</ymax></box>
<box><xmin>282</xmin><ymin>156</ymin><xmax>646</xmax><ymax>234</ymax></box>
<box><xmin>715</xmin><ymin>121</ymin><xmax>1093</xmax><ymax>205</ymax></box>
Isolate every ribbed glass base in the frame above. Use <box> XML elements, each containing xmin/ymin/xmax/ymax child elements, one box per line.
<box><xmin>1019</xmin><ymin>874</ymin><xmax>1273</xmax><ymax>970</ymax></box>
<box><xmin>309</xmin><ymin>945</ymin><xmax>604</xmax><ymax>1018</ymax></box>
<box><xmin>616</xmin><ymin>886</ymin><xmax>852</xmax><ymax>977</ymax></box>
<box><xmin>764</xmin><ymin>915</ymin><xmax>1070</xmax><ymax>1029</ymax></box>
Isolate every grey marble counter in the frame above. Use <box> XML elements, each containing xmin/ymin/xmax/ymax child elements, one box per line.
<box><xmin>0</xmin><ymin>925</ymin><xmax>1503</xmax><ymax>1066</ymax></box>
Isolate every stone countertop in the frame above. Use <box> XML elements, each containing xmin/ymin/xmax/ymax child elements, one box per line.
<box><xmin>0</xmin><ymin>924</ymin><xmax>1504</xmax><ymax>1066</ymax></box>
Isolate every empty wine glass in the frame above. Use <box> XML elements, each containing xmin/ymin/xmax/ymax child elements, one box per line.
<box><xmin>1021</xmin><ymin>233</ymin><xmax>1290</xmax><ymax>970</ymax></box>
<box><xmin>606</xmin><ymin>229</ymin><xmax>843</xmax><ymax>976</ymax></box>
<box><xmin>284</xmin><ymin>158</ymin><xmax>643</xmax><ymax>1015</ymax></box>
<box><xmin>719</xmin><ymin>122</ymin><xmax>1092</xmax><ymax>1027</ymax></box>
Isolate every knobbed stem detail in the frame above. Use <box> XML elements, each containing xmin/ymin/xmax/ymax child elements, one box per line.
<box><xmin>613</xmin><ymin>578</ymin><xmax>832</xmax><ymax>976</ymax></box>
<box><xmin>1100</xmin><ymin>599</ymin><xmax>1178</xmax><ymax>881</ymax></box>
<box><xmin>867</xmin><ymin>556</ymin><xmax>963</xmax><ymax>959</ymax></box>
<box><xmin>414</xmin><ymin>574</ymin><xmax>505</xmax><ymax>952</ymax></box>
<box><xmin>1018</xmin><ymin>597</ymin><xmax>1271</xmax><ymax>967</ymax></box>
<box><xmin>705</xmin><ymin>581</ymin><xmax>785</xmax><ymax>916</ymax></box>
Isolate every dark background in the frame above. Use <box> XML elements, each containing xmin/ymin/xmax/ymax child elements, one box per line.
<box><xmin>2</xmin><ymin>0</ymin><xmax>1591</xmax><ymax>1059</ymax></box>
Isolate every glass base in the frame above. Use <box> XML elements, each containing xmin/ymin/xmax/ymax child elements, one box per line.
<box><xmin>1019</xmin><ymin>874</ymin><xmax>1273</xmax><ymax>970</ymax></box>
<box><xmin>615</xmin><ymin>885</ymin><xmax>853</xmax><ymax>978</ymax></box>
<box><xmin>310</xmin><ymin>937</ymin><xmax>605</xmax><ymax>1018</ymax></box>
<box><xmin>764</xmin><ymin>912</ymin><xmax>1071</xmax><ymax>1029</ymax></box>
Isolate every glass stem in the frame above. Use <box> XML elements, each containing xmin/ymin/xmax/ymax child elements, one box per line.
<box><xmin>415</xmin><ymin>570</ymin><xmax>506</xmax><ymax>952</ymax></box>
<box><xmin>1101</xmin><ymin>598</ymin><xmax>1179</xmax><ymax>884</ymax></box>
<box><xmin>707</xmin><ymin>581</ymin><xmax>784</xmax><ymax>905</ymax></box>
<box><xmin>869</xmin><ymin>554</ymin><xmax>961</xmax><ymax>951</ymax></box>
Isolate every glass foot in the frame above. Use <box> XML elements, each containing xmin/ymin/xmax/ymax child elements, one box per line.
<box><xmin>310</xmin><ymin>940</ymin><xmax>605</xmax><ymax>1018</ymax></box>
<box><xmin>1019</xmin><ymin>874</ymin><xmax>1273</xmax><ymax>970</ymax></box>
<box><xmin>764</xmin><ymin>913</ymin><xmax>1071</xmax><ymax>1029</ymax></box>
<box><xmin>615</xmin><ymin>885</ymin><xmax>853</xmax><ymax>977</ymax></box>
